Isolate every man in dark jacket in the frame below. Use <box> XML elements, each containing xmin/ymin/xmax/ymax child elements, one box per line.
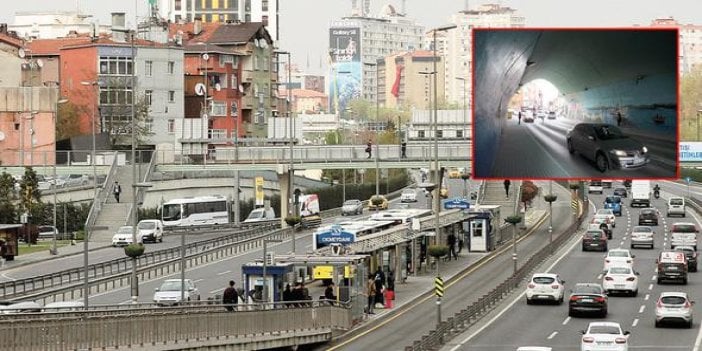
<box><xmin>222</xmin><ymin>280</ymin><xmax>238</xmax><ymax>312</ymax></box>
<box><xmin>374</xmin><ymin>267</ymin><xmax>385</xmax><ymax>306</ymax></box>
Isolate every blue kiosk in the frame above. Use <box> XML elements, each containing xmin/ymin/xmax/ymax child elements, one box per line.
<box><xmin>241</xmin><ymin>262</ymin><xmax>295</xmax><ymax>303</ymax></box>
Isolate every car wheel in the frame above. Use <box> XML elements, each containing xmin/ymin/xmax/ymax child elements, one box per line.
<box><xmin>526</xmin><ymin>298</ymin><xmax>533</xmax><ymax>305</ymax></box>
<box><xmin>657</xmin><ymin>278</ymin><xmax>662</xmax><ymax>284</ymax></box>
<box><xmin>632</xmin><ymin>290</ymin><xmax>638</xmax><ymax>297</ymax></box>
<box><xmin>159</xmin><ymin>236</ymin><xmax>163</xmax><ymax>243</ymax></box>
<box><xmin>683</xmin><ymin>278</ymin><xmax>688</xmax><ymax>285</ymax></box>
<box><xmin>558</xmin><ymin>296</ymin><xmax>564</xmax><ymax>304</ymax></box>
<box><xmin>600</xmin><ymin>309</ymin><xmax>607</xmax><ymax>318</ymax></box>
<box><xmin>567</xmin><ymin>139</ymin><xmax>575</xmax><ymax>154</ymax></box>
<box><xmin>595</xmin><ymin>152</ymin><xmax>608</xmax><ymax>173</ymax></box>
<box><xmin>655</xmin><ymin>320</ymin><xmax>661</xmax><ymax>328</ymax></box>
<box><xmin>568</xmin><ymin>309</ymin><xmax>575</xmax><ymax>317</ymax></box>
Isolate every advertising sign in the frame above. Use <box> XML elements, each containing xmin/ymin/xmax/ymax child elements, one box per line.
<box><xmin>255</xmin><ymin>176</ymin><xmax>264</xmax><ymax>206</ymax></box>
<box><xmin>315</xmin><ymin>225</ymin><xmax>355</xmax><ymax>249</ymax></box>
<box><xmin>680</xmin><ymin>142</ymin><xmax>702</xmax><ymax>162</ymax></box>
<box><xmin>313</xmin><ymin>265</ymin><xmax>354</xmax><ymax>279</ymax></box>
<box><xmin>329</xmin><ymin>27</ymin><xmax>362</xmax><ymax>114</ymax></box>
<box><xmin>443</xmin><ymin>198</ymin><xmax>471</xmax><ymax>210</ymax></box>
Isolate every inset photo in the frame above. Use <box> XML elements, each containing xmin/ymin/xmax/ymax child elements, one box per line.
<box><xmin>472</xmin><ymin>28</ymin><xmax>678</xmax><ymax>179</ymax></box>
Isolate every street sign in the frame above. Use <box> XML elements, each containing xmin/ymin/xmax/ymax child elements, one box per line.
<box><xmin>571</xmin><ymin>199</ymin><xmax>578</xmax><ymax>211</ymax></box>
<box><xmin>194</xmin><ymin>83</ymin><xmax>206</xmax><ymax>96</ymax></box>
<box><xmin>443</xmin><ymin>198</ymin><xmax>470</xmax><ymax>210</ymax></box>
<box><xmin>434</xmin><ymin>276</ymin><xmax>444</xmax><ymax>297</ymax></box>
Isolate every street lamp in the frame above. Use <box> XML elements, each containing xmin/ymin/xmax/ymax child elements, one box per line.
<box><xmin>274</xmin><ymin>51</ymin><xmax>294</xmax><ymax>216</ymax></box>
<box><xmin>456</xmin><ymin>77</ymin><xmax>470</xmax><ymax>196</ymax></box>
<box><xmin>51</xmin><ymin>95</ymin><xmax>68</xmax><ymax>255</ymax></box>
<box><xmin>364</xmin><ymin>61</ymin><xmax>381</xmax><ymax>203</ymax></box>
<box><xmin>262</xmin><ymin>238</ymin><xmax>283</xmax><ymax>304</ymax></box>
<box><xmin>79</xmin><ymin>81</ymin><xmax>100</xmax><ymax>202</ymax></box>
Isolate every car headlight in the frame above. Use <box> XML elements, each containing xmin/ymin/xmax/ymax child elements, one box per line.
<box><xmin>642</xmin><ymin>146</ymin><xmax>648</xmax><ymax>153</ymax></box>
<box><xmin>612</xmin><ymin>150</ymin><xmax>627</xmax><ymax>157</ymax></box>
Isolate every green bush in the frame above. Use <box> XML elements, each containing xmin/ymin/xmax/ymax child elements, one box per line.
<box><xmin>504</xmin><ymin>215</ymin><xmax>522</xmax><ymax>225</ymax></box>
<box><xmin>284</xmin><ymin>215</ymin><xmax>300</xmax><ymax>226</ymax></box>
<box><xmin>427</xmin><ymin>245</ymin><xmax>449</xmax><ymax>258</ymax></box>
<box><xmin>544</xmin><ymin>194</ymin><xmax>558</xmax><ymax>203</ymax></box>
<box><xmin>124</xmin><ymin>243</ymin><xmax>145</xmax><ymax>258</ymax></box>
<box><xmin>73</xmin><ymin>230</ymin><xmax>85</xmax><ymax>241</ymax></box>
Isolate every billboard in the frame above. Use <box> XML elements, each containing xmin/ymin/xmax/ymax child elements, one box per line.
<box><xmin>329</xmin><ymin>27</ymin><xmax>362</xmax><ymax>114</ymax></box>
<box><xmin>680</xmin><ymin>142</ymin><xmax>702</xmax><ymax>162</ymax></box>
<box><xmin>255</xmin><ymin>176</ymin><xmax>264</xmax><ymax>206</ymax></box>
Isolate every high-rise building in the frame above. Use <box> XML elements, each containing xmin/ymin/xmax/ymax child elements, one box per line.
<box><xmin>443</xmin><ymin>3</ymin><xmax>525</xmax><ymax>106</ymax></box>
<box><xmin>650</xmin><ymin>17</ymin><xmax>702</xmax><ymax>75</ymax></box>
<box><xmin>157</xmin><ymin>0</ymin><xmax>280</xmax><ymax>44</ymax></box>
<box><xmin>328</xmin><ymin>4</ymin><xmax>424</xmax><ymax>115</ymax></box>
<box><xmin>378</xmin><ymin>50</ymin><xmax>444</xmax><ymax>110</ymax></box>
<box><xmin>9</xmin><ymin>11</ymin><xmax>111</xmax><ymax>39</ymax></box>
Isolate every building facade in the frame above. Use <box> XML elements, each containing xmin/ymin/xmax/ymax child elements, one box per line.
<box><xmin>379</xmin><ymin>50</ymin><xmax>445</xmax><ymax>110</ymax></box>
<box><xmin>650</xmin><ymin>17</ymin><xmax>702</xmax><ymax>75</ymax></box>
<box><xmin>407</xmin><ymin>109</ymin><xmax>470</xmax><ymax>141</ymax></box>
<box><xmin>9</xmin><ymin>11</ymin><xmax>111</xmax><ymax>40</ymax></box>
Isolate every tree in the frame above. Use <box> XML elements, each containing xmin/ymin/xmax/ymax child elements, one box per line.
<box><xmin>681</xmin><ymin>65</ymin><xmax>702</xmax><ymax>141</ymax></box>
<box><xmin>56</xmin><ymin>101</ymin><xmax>83</xmax><ymax>141</ymax></box>
<box><xmin>0</xmin><ymin>172</ymin><xmax>17</xmax><ymax>224</ymax></box>
<box><xmin>99</xmin><ymin>77</ymin><xmax>154</xmax><ymax>146</ymax></box>
<box><xmin>520</xmin><ymin>180</ymin><xmax>539</xmax><ymax>212</ymax></box>
<box><xmin>18</xmin><ymin>167</ymin><xmax>42</xmax><ymax>215</ymax></box>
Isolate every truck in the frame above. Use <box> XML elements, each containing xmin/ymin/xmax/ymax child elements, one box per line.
<box><xmin>630</xmin><ymin>180</ymin><xmax>651</xmax><ymax>208</ymax></box>
<box><xmin>298</xmin><ymin>194</ymin><xmax>322</xmax><ymax>229</ymax></box>
<box><xmin>243</xmin><ymin>206</ymin><xmax>277</xmax><ymax>223</ymax></box>
<box><xmin>656</xmin><ymin>251</ymin><xmax>688</xmax><ymax>284</ymax></box>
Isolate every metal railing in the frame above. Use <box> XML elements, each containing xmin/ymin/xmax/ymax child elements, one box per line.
<box><xmin>405</xmin><ymin>199</ymin><xmax>590</xmax><ymax>351</ymax></box>
<box><xmin>0</xmin><ymin>224</ymin><xmax>277</xmax><ymax>300</ymax></box>
<box><xmin>0</xmin><ymin>302</ymin><xmax>351</xmax><ymax>350</ymax></box>
<box><xmin>85</xmin><ymin>151</ymin><xmax>120</xmax><ymax>240</ymax></box>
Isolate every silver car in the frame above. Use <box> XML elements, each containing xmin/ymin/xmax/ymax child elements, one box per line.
<box><xmin>566</xmin><ymin>123</ymin><xmax>649</xmax><ymax>172</ymax></box>
<box><xmin>655</xmin><ymin>292</ymin><xmax>694</xmax><ymax>328</ymax></box>
<box><xmin>341</xmin><ymin>199</ymin><xmax>363</xmax><ymax>216</ymax></box>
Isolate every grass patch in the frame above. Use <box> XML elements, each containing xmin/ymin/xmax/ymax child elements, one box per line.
<box><xmin>18</xmin><ymin>240</ymin><xmax>75</xmax><ymax>255</ymax></box>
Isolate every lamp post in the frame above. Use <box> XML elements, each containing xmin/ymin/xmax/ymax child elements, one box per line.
<box><xmin>51</xmin><ymin>95</ymin><xmax>68</xmax><ymax>255</ymax></box>
<box><xmin>79</xmin><ymin>81</ymin><xmax>100</xmax><ymax>202</ymax></box>
<box><xmin>274</xmin><ymin>50</ymin><xmax>296</xmax><ymax>253</ymax></box>
<box><xmin>129</xmin><ymin>29</ymin><xmax>139</xmax><ymax>304</ymax></box>
<box><xmin>544</xmin><ymin>181</ymin><xmax>557</xmax><ymax>254</ymax></box>
<box><xmin>364</xmin><ymin>61</ymin><xmax>381</xmax><ymax>202</ymax></box>
<box><xmin>456</xmin><ymin>76</ymin><xmax>470</xmax><ymax>195</ymax></box>
<box><xmin>262</xmin><ymin>239</ymin><xmax>283</xmax><ymax>304</ymax></box>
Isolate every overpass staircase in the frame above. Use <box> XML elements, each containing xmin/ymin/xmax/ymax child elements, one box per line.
<box><xmin>91</xmin><ymin>165</ymin><xmax>142</xmax><ymax>243</ymax></box>
<box><xmin>478</xmin><ymin>180</ymin><xmax>521</xmax><ymax>219</ymax></box>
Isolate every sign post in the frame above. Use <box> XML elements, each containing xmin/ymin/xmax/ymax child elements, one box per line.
<box><xmin>434</xmin><ymin>276</ymin><xmax>444</xmax><ymax>337</ymax></box>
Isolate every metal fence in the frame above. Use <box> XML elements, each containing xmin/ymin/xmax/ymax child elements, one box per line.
<box><xmin>0</xmin><ymin>302</ymin><xmax>352</xmax><ymax>350</ymax></box>
<box><xmin>405</xmin><ymin>198</ymin><xmax>590</xmax><ymax>351</ymax></box>
<box><xmin>0</xmin><ymin>224</ymin><xmax>277</xmax><ymax>300</ymax></box>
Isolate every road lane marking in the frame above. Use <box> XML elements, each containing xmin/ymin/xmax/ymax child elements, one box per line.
<box><xmin>217</xmin><ymin>270</ymin><xmax>232</xmax><ymax>276</ymax></box>
<box><xmin>645</xmin><ymin>294</ymin><xmax>650</xmax><ymax>301</ymax></box>
<box><xmin>0</xmin><ymin>273</ymin><xmax>16</xmax><ymax>281</ymax></box>
<box><xmin>648</xmin><ymin>283</ymin><xmax>654</xmax><ymax>290</ymax></box>
<box><xmin>547</xmin><ymin>331</ymin><xmax>558</xmax><ymax>340</ymax></box>
<box><xmin>633</xmin><ymin>318</ymin><xmax>639</xmax><ymax>327</ymax></box>
<box><xmin>639</xmin><ymin>305</ymin><xmax>645</xmax><ymax>313</ymax></box>
<box><xmin>597</xmin><ymin>273</ymin><xmax>603</xmax><ymax>280</ymax></box>
<box><xmin>562</xmin><ymin>317</ymin><xmax>570</xmax><ymax>325</ymax></box>
<box><xmin>210</xmin><ymin>287</ymin><xmax>225</xmax><ymax>294</ymax></box>
<box><xmin>446</xmin><ymin>218</ymin><xmax>582</xmax><ymax>351</ymax></box>
<box><xmin>193</xmin><ymin>279</ymin><xmax>203</xmax><ymax>283</ymax></box>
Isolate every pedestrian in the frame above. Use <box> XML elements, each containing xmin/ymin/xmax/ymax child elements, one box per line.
<box><xmin>113</xmin><ymin>181</ymin><xmax>122</xmax><ymax>203</ymax></box>
<box><xmin>324</xmin><ymin>282</ymin><xmax>337</xmax><ymax>301</ymax></box>
<box><xmin>387</xmin><ymin>270</ymin><xmax>395</xmax><ymax>291</ymax></box>
<box><xmin>374</xmin><ymin>267</ymin><xmax>385</xmax><ymax>307</ymax></box>
<box><xmin>518</xmin><ymin>111</ymin><xmax>522</xmax><ymax>125</ymax></box>
<box><xmin>366</xmin><ymin>274</ymin><xmax>376</xmax><ymax>315</ymax></box>
<box><xmin>457</xmin><ymin>236</ymin><xmax>464</xmax><ymax>254</ymax></box>
<box><xmin>503</xmin><ymin>179</ymin><xmax>511</xmax><ymax>198</ymax></box>
<box><xmin>401</xmin><ymin>141</ymin><xmax>407</xmax><ymax>158</ymax></box>
<box><xmin>447</xmin><ymin>233</ymin><xmax>458</xmax><ymax>260</ymax></box>
<box><xmin>222</xmin><ymin>280</ymin><xmax>238</xmax><ymax>312</ymax></box>
<box><xmin>617</xmin><ymin>111</ymin><xmax>623</xmax><ymax>127</ymax></box>
<box><xmin>366</xmin><ymin>140</ymin><xmax>372</xmax><ymax>159</ymax></box>
<box><xmin>282</xmin><ymin>283</ymin><xmax>292</xmax><ymax>307</ymax></box>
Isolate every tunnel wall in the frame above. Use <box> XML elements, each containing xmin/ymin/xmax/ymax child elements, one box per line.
<box><xmin>474</xmin><ymin>31</ymin><xmax>537</xmax><ymax>177</ymax></box>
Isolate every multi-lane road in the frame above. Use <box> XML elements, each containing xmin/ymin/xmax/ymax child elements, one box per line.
<box><xmin>444</xmin><ymin>181</ymin><xmax>702</xmax><ymax>350</ymax></box>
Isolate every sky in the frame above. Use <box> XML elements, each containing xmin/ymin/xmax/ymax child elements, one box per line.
<box><xmin>1</xmin><ymin>0</ymin><xmax>701</xmax><ymax>75</ymax></box>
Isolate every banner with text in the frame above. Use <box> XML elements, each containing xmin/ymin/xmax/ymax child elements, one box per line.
<box><xmin>680</xmin><ymin>142</ymin><xmax>702</xmax><ymax>162</ymax></box>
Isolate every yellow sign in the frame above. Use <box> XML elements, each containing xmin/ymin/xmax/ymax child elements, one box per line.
<box><xmin>255</xmin><ymin>176</ymin><xmax>264</xmax><ymax>206</ymax></box>
<box><xmin>313</xmin><ymin>265</ymin><xmax>354</xmax><ymax>279</ymax></box>
<box><xmin>434</xmin><ymin>276</ymin><xmax>444</xmax><ymax>297</ymax></box>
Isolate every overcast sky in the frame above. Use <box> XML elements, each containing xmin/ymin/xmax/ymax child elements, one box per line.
<box><xmin>1</xmin><ymin>0</ymin><xmax>701</xmax><ymax>74</ymax></box>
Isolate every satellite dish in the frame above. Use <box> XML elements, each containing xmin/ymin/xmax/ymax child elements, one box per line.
<box><xmin>18</xmin><ymin>48</ymin><xmax>25</xmax><ymax>58</ymax></box>
<box><xmin>0</xmin><ymin>131</ymin><xmax>5</xmax><ymax>141</ymax></box>
<box><xmin>36</xmin><ymin>59</ymin><xmax>43</xmax><ymax>68</ymax></box>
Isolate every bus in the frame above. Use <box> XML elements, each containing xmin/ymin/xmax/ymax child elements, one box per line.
<box><xmin>312</xmin><ymin>220</ymin><xmax>396</xmax><ymax>251</ymax></box>
<box><xmin>161</xmin><ymin>195</ymin><xmax>230</xmax><ymax>227</ymax></box>
<box><xmin>369</xmin><ymin>208</ymin><xmax>432</xmax><ymax>225</ymax></box>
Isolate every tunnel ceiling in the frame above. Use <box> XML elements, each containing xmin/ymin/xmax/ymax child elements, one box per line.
<box><xmin>519</xmin><ymin>30</ymin><xmax>677</xmax><ymax>95</ymax></box>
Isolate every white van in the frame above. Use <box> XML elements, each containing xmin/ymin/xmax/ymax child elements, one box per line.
<box><xmin>667</xmin><ymin>197</ymin><xmax>686</xmax><ymax>217</ymax></box>
<box><xmin>244</xmin><ymin>207</ymin><xmax>276</xmax><ymax>223</ymax></box>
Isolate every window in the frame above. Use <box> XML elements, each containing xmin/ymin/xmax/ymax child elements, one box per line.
<box><xmin>230</xmin><ymin>74</ymin><xmax>238</xmax><ymax>89</ymax></box>
<box><xmin>168</xmin><ymin>61</ymin><xmax>175</xmax><ymax>74</ymax></box>
<box><xmin>168</xmin><ymin>119</ymin><xmax>175</xmax><ymax>134</ymax></box>
<box><xmin>99</xmin><ymin>87</ymin><xmax>133</xmax><ymax>105</ymax></box>
<box><xmin>456</xmin><ymin>130</ymin><xmax>463</xmax><ymax>138</ymax></box>
<box><xmin>99</xmin><ymin>56</ymin><xmax>133</xmax><ymax>76</ymax></box>
<box><xmin>231</xmin><ymin>101</ymin><xmax>238</xmax><ymax>117</ymax></box>
<box><xmin>436</xmin><ymin>130</ymin><xmax>443</xmax><ymax>138</ymax></box>
<box><xmin>418</xmin><ymin>130</ymin><xmax>425</xmax><ymax>138</ymax></box>
<box><xmin>254</xmin><ymin>55</ymin><xmax>260</xmax><ymax>70</ymax></box>
<box><xmin>145</xmin><ymin>61</ymin><xmax>153</xmax><ymax>76</ymax></box>
<box><xmin>262</xmin><ymin>0</ymin><xmax>269</xmax><ymax>11</ymax></box>
<box><xmin>211</xmin><ymin>101</ymin><xmax>227</xmax><ymax>116</ymax></box>
<box><xmin>168</xmin><ymin>91</ymin><xmax>175</xmax><ymax>103</ymax></box>
<box><xmin>219</xmin><ymin>54</ymin><xmax>235</xmax><ymax>67</ymax></box>
<box><xmin>145</xmin><ymin>90</ymin><xmax>153</xmax><ymax>106</ymax></box>
<box><xmin>174</xmin><ymin>0</ymin><xmax>182</xmax><ymax>10</ymax></box>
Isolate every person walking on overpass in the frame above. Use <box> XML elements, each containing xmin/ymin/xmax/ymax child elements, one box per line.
<box><xmin>222</xmin><ymin>280</ymin><xmax>238</xmax><ymax>312</ymax></box>
<box><xmin>366</xmin><ymin>140</ymin><xmax>372</xmax><ymax>159</ymax></box>
<box><xmin>504</xmin><ymin>179</ymin><xmax>511</xmax><ymax>199</ymax></box>
<box><xmin>113</xmin><ymin>181</ymin><xmax>122</xmax><ymax>203</ymax></box>
<box><xmin>401</xmin><ymin>141</ymin><xmax>407</xmax><ymax>158</ymax></box>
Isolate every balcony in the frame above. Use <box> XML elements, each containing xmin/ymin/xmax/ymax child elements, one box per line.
<box><xmin>242</xmin><ymin>70</ymin><xmax>254</xmax><ymax>83</ymax></box>
<box><xmin>242</xmin><ymin>95</ymin><xmax>255</xmax><ymax>109</ymax></box>
<box><xmin>208</xmin><ymin>129</ymin><xmax>228</xmax><ymax>140</ymax></box>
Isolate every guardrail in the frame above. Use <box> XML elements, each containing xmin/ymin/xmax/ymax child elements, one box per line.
<box><xmin>0</xmin><ymin>302</ymin><xmax>352</xmax><ymax>350</ymax></box>
<box><xmin>84</xmin><ymin>151</ymin><xmax>119</xmax><ymax>240</ymax></box>
<box><xmin>405</xmin><ymin>199</ymin><xmax>590</xmax><ymax>351</ymax></box>
<box><xmin>0</xmin><ymin>224</ymin><xmax>277</xmax><ymax>300</ymax></box>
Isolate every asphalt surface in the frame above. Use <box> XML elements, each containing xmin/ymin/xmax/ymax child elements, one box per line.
<box><xmin>321</xmin><ymin>181</ymin><xmax>574</xmax><ymax>351</ymax></box>
<box><xmin>445</xmin><ymin>180</ymin><xmax>702</xmax><ymax>350</ymax></box>
<box><xmin>488</xmin><ymin>117</ymin><xmax>677</xmax><ymax>178</ymax></box>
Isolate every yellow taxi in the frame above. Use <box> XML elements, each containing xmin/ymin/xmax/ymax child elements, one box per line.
<box><xmin>448</xmin><ymin>168</ymin><xmax>461</xmax><ymax>179</ymax></box>
<box><xmin>368</xmin><ymin>195</ymin><xmax>389</xmax><ymax>210</ymax></box>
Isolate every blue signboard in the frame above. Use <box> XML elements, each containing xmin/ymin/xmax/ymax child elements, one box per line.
<box><xmin>315</xmin><ymin>225</ymin><xmax>355</xmax><ymax>249</ymax></box>
<box><xmin>680</xmin><ymin>142</ymin><xmax>702</xmax><ymax>162</ymax></box>
<box><xmin>443</xmin><ymin>198</ymin><xmax>471</xmax><ymax>210</ymax></box>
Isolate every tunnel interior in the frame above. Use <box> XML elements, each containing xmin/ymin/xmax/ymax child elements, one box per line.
<box><xmin>473</xmin><ymin>29</ymin><xmax>678</xmax><ymax>178</ymax></box>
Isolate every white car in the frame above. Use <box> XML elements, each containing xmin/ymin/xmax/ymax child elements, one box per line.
<box><xmin>111</xmin><ymin>226</ymin><xmax>140</xmax><ymax>247</ymax></box>
<box><xmin>655</xmin><ymin>292</ymin><xmax>694</xmax><ymax>328</ymax></box>
<box><xmin>525</xmin><ymin>273</ymin><xmax>565</xmax><ymax>305</ymax></box>
<box><xmin>153</xmin><ymin>279</ymin><xmax>201</xmax><ymax>306</ymax></box>
<box><xmin>580</xmin><ymin>321</ymin><xmax>630</xmax><ymax>351</ymax></box>
<box><xmin>517</xmin><ymin>348</ymin><xmax>552</xmax><ymax>351</ymax></box>
<box><xmin>604</xmin><ymin>249</ymin><xmax>634</xmax><ymax>270</ymax></box>
<box><xmin>670</xmin><ymin>222</ymin><xmax>699</xmax><ymax>251</ymax></box>
<box><xmin>595</xmin><ymin>209</ymin><xmax>616</xmax><ymax>227</ymax></box>
<box><xmin>630</xmin><ymin>226</ymin><xmax>654</xmax><ymax>249</ymax></box>
<box><xmin>602</xmin><ymin>266</ymin><xmax>639</xmax><ymax>296</ymax></box>
<box><xmin>137</xmin><ymin>219</ymin><xmax>164</xmax><ymax>243</ymax></box>
<box><xmin>400</xmin><ymin>188</ymin><xmax>418</xmax><ymax>203</ymax></box>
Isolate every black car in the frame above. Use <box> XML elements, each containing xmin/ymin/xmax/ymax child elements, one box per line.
<box><xmin>639</xmin><ymin>208</ymin><xmax>659</xmax><ymax>226</ymax></box>
<box><xmin>582</xmin><ymin>230</ymin><xmax>608</xmax><ymax>251</ymax></box>
<box><xmin>568</xmin><ymin>283</ymin><xmax>608</xmax><ymax>317</ymax></box>
<box><xmin>674</xmin><ymin>246</ymin><xmax>698</xmax><ymax>272</ymax></box>
<box><xmin>613</xmin><ymin>187</ymin><xmax>628</xmax><ymax>198</ymax></box>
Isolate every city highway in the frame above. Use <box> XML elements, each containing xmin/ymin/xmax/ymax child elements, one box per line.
<box><xmin>322</xmin><ymin>180</ymin><xmax>575</xmax><ymax>351</ymax></box>
<box><xmin>444</xmin><ymin>181</ymin><xmax>702</xmax><ymax>350</ymax></box>
<box><xmin>489</xmin><ymin>117</ymin><xmax>677</xmax><ymax>178</ymax></box>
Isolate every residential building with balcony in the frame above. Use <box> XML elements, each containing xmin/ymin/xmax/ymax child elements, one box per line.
<box><xmin>650</xmin><ymin>17</ymin><xmax>702</xmax><ymax>75</ymax></box>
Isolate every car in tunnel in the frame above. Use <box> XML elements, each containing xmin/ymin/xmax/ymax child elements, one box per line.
<box><xmin>523</xmin><ymin>111</ymin><xmax>534</xmax><ymax>123</ymax></box>
<box><xmin>613</xmin><ymin>187</ymin><xmax>628</xmax><ymax>198</ymax></box>
<box><xmin>566</xmin><ymin>123</ymin><xmax>649</xmax><ymax>173</ymax></box>
<box><xmin>547</xmin><ymin>111</ymin><xmax>557</xmax><ymax>120</ymax></box>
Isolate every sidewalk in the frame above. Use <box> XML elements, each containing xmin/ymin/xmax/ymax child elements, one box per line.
<box><xmin>1</xmin><ymin>241</ymin><xmax>110</xmax><ymax>271</ymax></box>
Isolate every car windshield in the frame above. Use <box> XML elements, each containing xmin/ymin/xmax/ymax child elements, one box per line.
<box><xmin>589</xmin><ymin>326</ymin><xmax>621</xmax><ymax>335</ymax></box>
<box><xmin>532</xmin><ymin>276</ymin><xmax>555</xmax><ymax>284</ymax></box>
<box><xmin>641</xmin><ymin>210</ymin><xmax>655</xmax><ymax>215</ymax></box>
<box><xmin>138</xmin><ymin>222</ymin><xmax>156</xmax><ymax>229</ymax></box>
<box><xmin>609</xmin><ymin>267</ymin><xmax>631</xmax><ymax>274</ymax></box>
<box><xmin>38</xmin><ymin>226</ymin><xmax>54</xmax><ymax>232</ymax></box>
<box><xmin>118</xmin><ymin>227</ymin><xmax>132</xmax><ymax>234</ymax></box>
<box><xmin>586</xmin><ymin>231</ymin><xmax>602</xmax><ymax>239</ymax></box>
<box><xmin>246</xmin><ymin>209</ymin><xmax>264</xmax><ymax>219</ymax></box>
<box><xmin>673</xmin><ymin>224</ymin><xmax>696</xmax><ymax>232</ymax></box>
<box><xmin>633</xmin><ymin>226</ymin><xmax>652</xmax><ymax>233</ymax></box>
<box><xmin>661</xmin><ymin>296</ymin><xmax>687</xmax><ymax>305</ymax></box>
<box><xmin>593</xmin><ymin>125</ymin><xmax>626</xmax><ymax>140</ymax></box>
<box><xmin>574</xmin><ymin>285</ymin><xmax>602</xmax><ymax>294</ymax></box>
<box><xmin>402</xmin><ymin>189</ymin><xmax>415</xmax><ymax>195</ymax></box>
<box><xmin>605</xmin><ymin>197</ymin><xmax>621</xmax><ymax>204</ymax></box>
<box><xmin>343</xmin><ymin>200</ymin><xmax>359</xmax><ymax>206</ymax></box>
<box><xmin>596</xmin><ymin>209</ymin><xmax>612</xmax><ymax>215</ymax></box>
<box><xmin>670</xmin><ymin>199</ymin><xmax>684</xmax><ymax>205</ymax></box>
<box><xmin>614</xmin><ymin>188</ymin><xmax>626</xmax><ymax>192</ymax></box>
<box><xmin>609</xmin><ymin>251</ymin><xmax>628</xmax><ymax>257</ymax></box>
<box><xmin>159</xmin><ymin>281</ymin><xmax>185</xmax><ymax>291</ymax></box>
